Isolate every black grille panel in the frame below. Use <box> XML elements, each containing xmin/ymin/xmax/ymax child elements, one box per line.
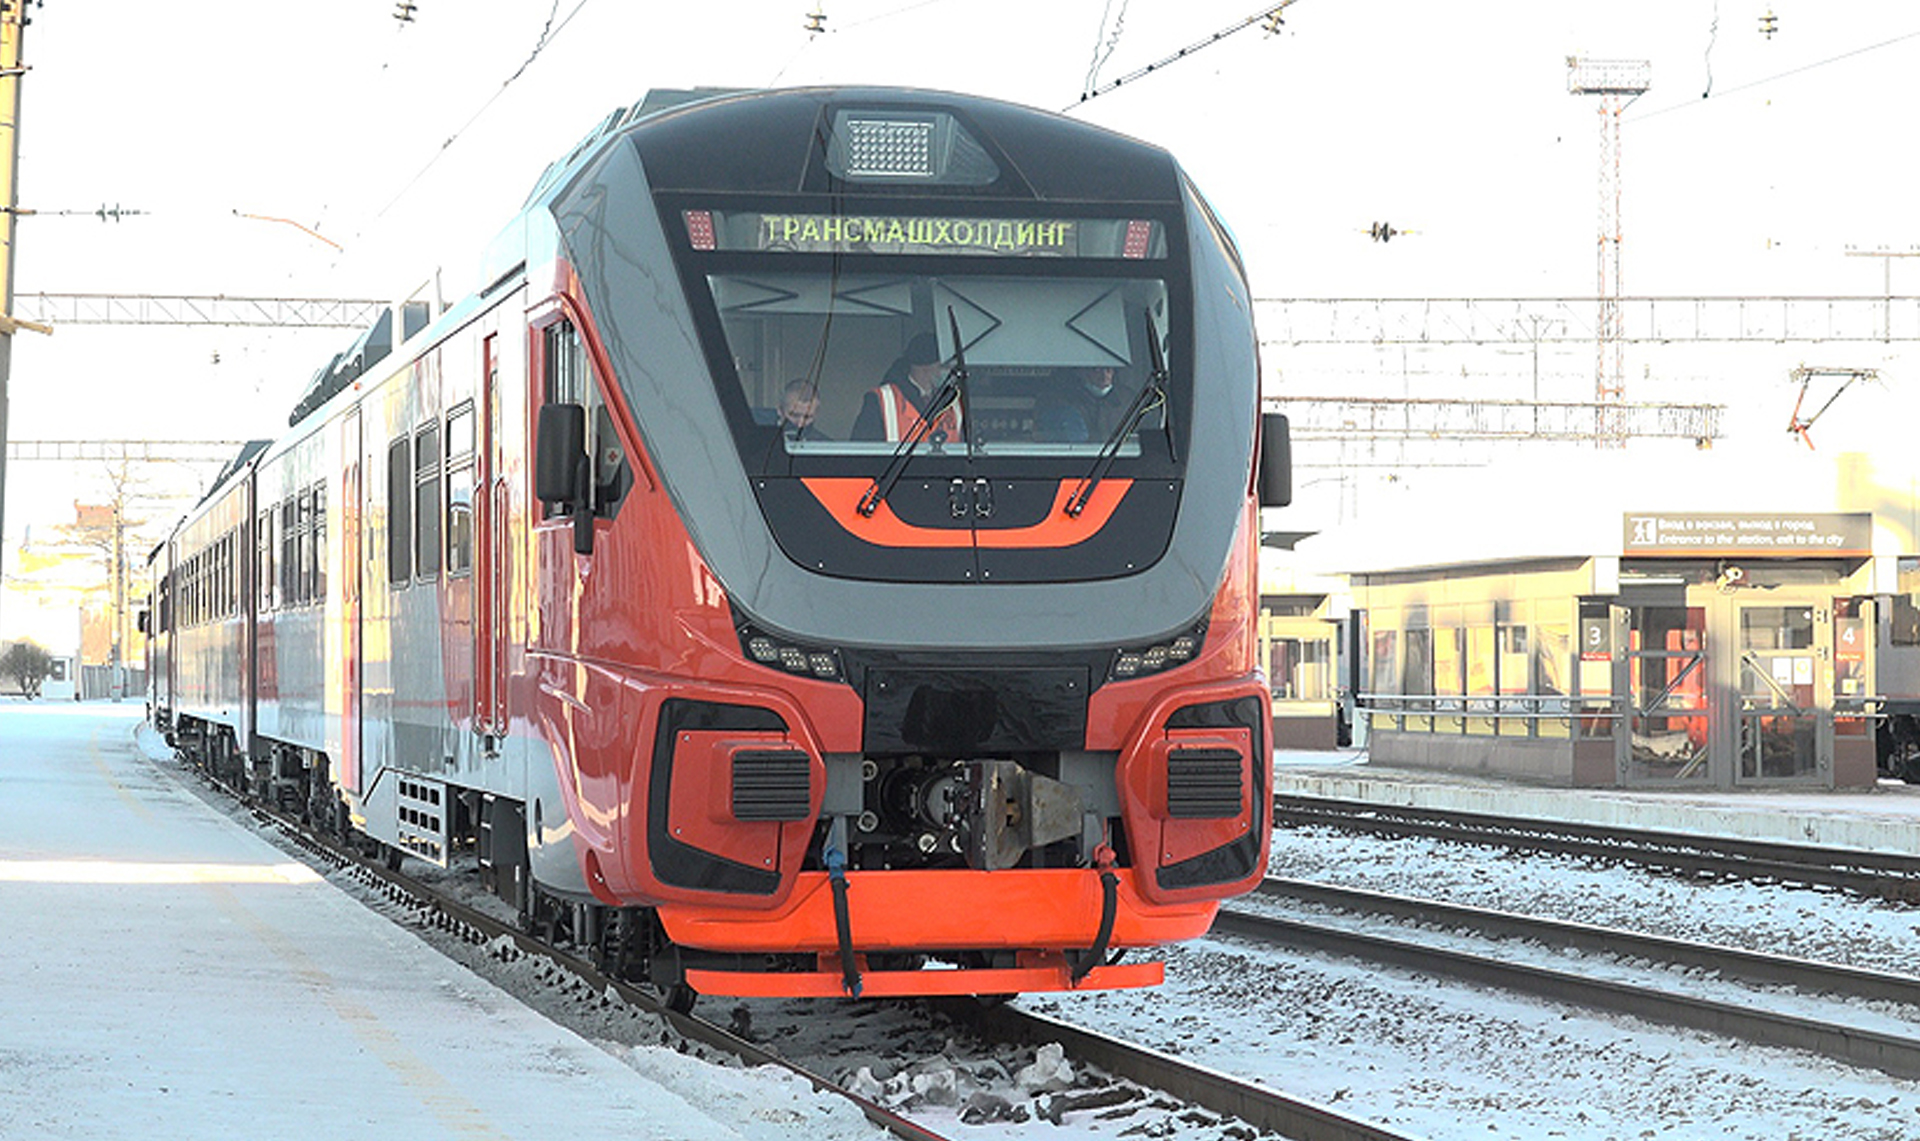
<box><xmin>731</xmin><ymin>750</ymin><xmax>813</xmax><ymax>821</ymax></box>
<box><xmin>1167</xmin><ymin>748</ymin><xmax>1243</xmax><ymax>819</ymax></box>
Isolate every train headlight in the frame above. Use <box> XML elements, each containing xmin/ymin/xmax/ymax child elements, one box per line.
<box><xmin>1107</xmin><ymin>618</ymin><xmax>1209</xmax><ymax>684</ymax></box>
<box><xmin>825</xmin><ymin>109</ymin><xmax>999</xmax><ymax>186</ymax></box>
<box><xmin>735</xmin><ymin>617</ymin><xmax>847</xmax><ymax>684</ymax></box>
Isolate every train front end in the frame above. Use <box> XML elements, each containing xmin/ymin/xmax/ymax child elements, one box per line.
<box><xmin>533</xmin><ymin>88</ymin><xmax>1283</xmax><ymax>998</ymax></box>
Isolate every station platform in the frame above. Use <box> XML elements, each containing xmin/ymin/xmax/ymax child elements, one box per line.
<box><xmin>1272</xmin><ymin>747</ymin><xmax>1920</xmax><ymax>858</ymax></box>
<box><xmin>0</xmin><ymin>703</ymin><xmax>835</xmax><ymax>1141</ymax></box>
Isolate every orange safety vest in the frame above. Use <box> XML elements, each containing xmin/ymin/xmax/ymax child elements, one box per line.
<box><xmin>875</xmin><ymin>382</ymin><xmax>963</xmax><ymax>443</ymax></box>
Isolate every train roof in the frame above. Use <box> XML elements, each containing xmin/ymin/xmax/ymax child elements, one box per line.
<box><xmin>196</xmin><ymin>439</ymin><xmax>273</xmax><ymax>507</ymax></box>
<box><xmin>285</xmin><ymin>86</ymin><xmax>1182</xmax><ymax>429</ymax></box>
<box><xmin>547</xmin><ymin>85</ymin><xmax>1182</xmax><ymax>205</ymax></box>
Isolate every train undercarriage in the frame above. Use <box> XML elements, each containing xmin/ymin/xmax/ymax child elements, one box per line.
<box><xmin>164</xmin><ymin>720</ymin><xmax>1162</xmax><ymax>1009</ymax></box>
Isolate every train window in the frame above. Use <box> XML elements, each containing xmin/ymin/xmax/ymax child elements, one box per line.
<box><xmin>414</xmin><ymin>423</ymin><xmax>442</xmax><ymax>580</ymax></box>
<box><xmin>257</xmin><ymin>510</ymin><xmax>273</xmax><ymax>612</ymax></box>
<box><xmin>540</xmin><ymin>319</ymin><xmax>629</xmax><ymax>522</ymax></box>
<box><xmin>294</xmin><ymin>491</ymin><xmax>313</xmax><ymax>605</ymax></box>
<box><xmin>280</xmin><ymin>498</ymin><xmax>297</xmax><ymax>605</ymax></box>
<box><xmin>445</xmin><ymin>403</ymin><xmax>474</xmax><ymax>576</ymax></box>
<box><xmin>312</xmin><ymin>483</ymin><xmax>327</xmax><ymax>602</ymax></box>
<box><xmin>704</xmin><ymin>270</ymin><xmax>1168</xmax><ymax>457</ymax></box>
<box><xmin>388</xmin><ymin>437</ymin><xmax>412</xmax><ymax>584</ymax></box>
<box><xmin>545</xmin><ymin>320</ymin><xmax>586</xmax><ymax>406</ymax></box>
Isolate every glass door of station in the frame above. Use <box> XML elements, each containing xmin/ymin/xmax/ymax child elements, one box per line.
<box><xmin>1621</xmin><ymin>592</ymin><xmax>1831</xmax><ymax>788</ymax></box>
<box><xmin>1734</xmin><ymin>602</ymin><xmax>1829</xmax><ymax>784</ymax></box>
<box><xmin>1623</xmin><ymin>602</ymin><xmax>1711</xmax><ymax>785</ymax></box>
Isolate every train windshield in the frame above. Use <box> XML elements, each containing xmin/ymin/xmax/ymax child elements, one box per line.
<box><xmin>681</xmin><ymin>208</ymin><xmax>1176</xmax><ymax>463</ymax></box>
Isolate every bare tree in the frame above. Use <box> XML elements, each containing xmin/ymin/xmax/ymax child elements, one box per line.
<box><xmin>1</xmin><ymin>639</ymin><xmax>52</xmax><ymax>699</ymax></box>
<box><xmin>54</xmin><ymin>460</ymin><xmax>155</xmax><ymax>701</ymax></box>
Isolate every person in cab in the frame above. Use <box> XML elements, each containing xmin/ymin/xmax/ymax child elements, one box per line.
<box><xmin>851</xmin><ymin>332</ymin><xmax>963</xmax><ymax>443</ymax></box>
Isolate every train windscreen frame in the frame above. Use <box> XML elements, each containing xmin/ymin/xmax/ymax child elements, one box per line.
<box><xmin>665</xmin><ymin>199</ymin><xmax>1192</xmax><ymax>478</ymax></box>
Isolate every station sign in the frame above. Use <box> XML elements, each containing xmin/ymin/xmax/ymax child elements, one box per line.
<box><xmin>1622</xmin><ymin>512</ymin><xmax>1871</xmax><ymax>557</ymax></box>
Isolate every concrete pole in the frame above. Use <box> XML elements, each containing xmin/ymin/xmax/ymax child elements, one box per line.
<box><xmin>0</xmin><ymin>4</ymin><xmax>29</xmax><ymax>633</ymax></box>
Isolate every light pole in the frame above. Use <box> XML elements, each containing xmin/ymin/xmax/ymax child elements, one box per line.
<box><xmin>0</xmin><ymin>2</ymin><xmax>27</xmax><ymax>632</ymax></box>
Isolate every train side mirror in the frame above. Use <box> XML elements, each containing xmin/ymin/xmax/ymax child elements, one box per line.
<box><xmin>536</xmin><ymin>403</ymin><xmax>586</xmax><ymax>505</ymax></box>
<box><xmin>1257</xmin><ymin>411</ymin><xmax>1292</xmax><ymax>508</ymax></box>
<box><xmin>536</xmin><ymin>402</ymin><xmax>596</xmax><ymax>554</ymax></box>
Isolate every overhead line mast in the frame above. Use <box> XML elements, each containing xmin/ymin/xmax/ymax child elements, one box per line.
<box><xmin>1568</xmin><ymin>56</ymin><xmax>1651</xmax><ymax>449</ymax></box>
<box><xmin>0</xmin><ymin>0</ymin><xmax>35</xmax><ymax>630</ymax></box>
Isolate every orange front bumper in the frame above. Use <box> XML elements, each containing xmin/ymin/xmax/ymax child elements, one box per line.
<box><xmin>660</xmin><ymin>867</ymin><xmax>1218</xmax><ymax>953</ymax></box>
<box><xmin>686</xmin><ymin>953</ymin><xmax>1164</xmax><ymax>998</ymax></box>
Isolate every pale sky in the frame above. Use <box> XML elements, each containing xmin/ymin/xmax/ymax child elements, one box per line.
<box><xmin>6</xmin><ymin>0</ymin><xmax>1918</xmax><ymax>552</ymax></box>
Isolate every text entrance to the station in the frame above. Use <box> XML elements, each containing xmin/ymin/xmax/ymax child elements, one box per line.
<box><xmin>1617</xmin><ymin>510</ymin><xmax>1870</xmax><ymax>788</ymax></box>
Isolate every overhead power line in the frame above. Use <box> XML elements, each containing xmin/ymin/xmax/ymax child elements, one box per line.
<box><xmin>1065</xmin><ymin>1</ymin><xmax>1298</xmax><ymax>112</ymax></box>
<box><xmin>17</xmin><ymin>293</ymin><xmax>383</xmax><ymax>329</ymax></box>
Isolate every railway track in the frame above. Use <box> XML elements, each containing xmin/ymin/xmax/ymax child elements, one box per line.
<box><xmin>936</xmin><ymin>999</ymin><xmax>1424</xmax><ymax>1141</ymax></box>
<box><xmin>1273</xmin><ymin>793</ymin><xmax>1920</xmax><ymax>899</ymax></box>
<box><xmin>219</xmin><ymin>791</ymin><xmax>952</xmax><ymax>1141</ymax></box>
<box><xmin>174</xmin><ymin>757</ymin><xmax>1423</xmax><ymax>1141</ymax></box>
<box><xmin>1220</xmin><ymin>877</ymin><xmax>1920</xmax><ymax>1080</ymax></box>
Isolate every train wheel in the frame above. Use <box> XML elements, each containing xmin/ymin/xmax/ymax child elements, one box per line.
<box><xmin>383</xmin><ymin>845</ymin><xmax>403</xmax><ymax>872</ymax></box>
<box><xmin>663</xmin><ymin>984</ymin><xmax>697</xmax><ymax>1015</ymax></box>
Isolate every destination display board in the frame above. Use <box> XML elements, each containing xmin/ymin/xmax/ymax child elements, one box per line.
<box><xmin>681</xmin><ymin>208</ymin><xmax>1166</xmax><ymax>260</ymax></box>
<box><xmin>1622</xmin><ymin>512</ymin><xmax>1872</xmax><ymax>556</ymax></box>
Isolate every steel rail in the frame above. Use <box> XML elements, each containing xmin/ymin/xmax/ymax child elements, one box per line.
<box><xmin>934</xmin><ymin>999</ymin><xmax>1426</xmax><ymax>1141</ymax></box>
<box><xmin>1273</xmin><ymin>793</ymin><xmax>1920</xmax><ymax>899</ymax></box>
<box><xmin>178</xmin><ymin>762</ymin><xmax>1416</xmax><ymax>1141</ymax></box>
<box><xmin>1212</xmin><ymin>907</ymin><xmax>1920</xmax><ymax>1081</ymax></box>
<box><xmin>1254</xmin><ymin>878</ymin><xmax>1920</xmax><ymax>1009</ymax></box>
<box><xmin>201</xmin><ymin>784</ymin><xmax>955</xmax><ymax>1141</ymax></box>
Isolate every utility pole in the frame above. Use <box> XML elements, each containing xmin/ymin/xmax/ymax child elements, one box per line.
<box><xmin>0</xmin><ymin>0</ymin><xmax>27</xmax><ymax>631</ymax></box>
<box><xmin>1568</xmin><ymin>57</ymin><xmax>1651</xmax><ymax>448</ymax></box>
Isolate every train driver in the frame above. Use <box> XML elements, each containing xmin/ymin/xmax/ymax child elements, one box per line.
<box><xmin>850</xmin><ymin>332</ymin><xmax>964</xmax><ymax>443</ymax></box>
<box><xmin>778</xmin><ymin>377</ymin><xmax>831</xmax><ymax>441</ymax></box>
<box><xmin>1036</xmin><ymin>365</ymin><xmax>1132</xmax><ymax>443</ymax></box>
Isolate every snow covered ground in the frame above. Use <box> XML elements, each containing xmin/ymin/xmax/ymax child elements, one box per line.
<box><xmin>1023</xmin><ymin>757</ymin><xmax>1920</xmax><ymax>1141</ymax></box>
<box><xmin>10</xmin><ymin>702</ymin><xmax>1920</xmax><ymax>1141</ymax></box>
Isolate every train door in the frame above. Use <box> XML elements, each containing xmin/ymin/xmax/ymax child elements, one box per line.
<box><xmin>341</xmin><ymin>406</ymin><xmax>364</xmax><ymax>794</ymax></box>
<box><xmin>475</xmin><ymin>332</ymin><xmax>509</xmax><ymax>745</ymax></box>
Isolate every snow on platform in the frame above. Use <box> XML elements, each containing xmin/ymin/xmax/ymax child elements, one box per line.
<box><xmin>1273</xmin><ymin>747</ymin><xmax>1920</xmax><ymax>857</ymax></box>
<box><xmin>0</xmin><ymin>703</ymin><xmax>870</xmax><ymax>1141</ymax></box>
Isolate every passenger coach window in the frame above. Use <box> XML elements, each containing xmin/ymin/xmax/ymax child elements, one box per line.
<box><xmin>311</xmin><ymin>483</ymin><xmax>327</xmax><ymax>601</ymax></box>
<box><xmin>257</xmin><ymin>510</ymin><xmax>273</xmax><ymax>612</ymax></box>
<box><xmin>445</xmin><ymin>403</ymin><xmax>474</xmax><ymax>576</ymax></box>
<box><xmin>414</xmin><ymin>423</ymin><xmax>441</xmax><ymax>580</ymax></box>
<box><xmin>280</xmin><ymin>498</ymin><xmax>297</xmax><ymax>605</ymax></box>
<box><xmin>387</xmin><ymin>437</ymin><xmax>412</xmax><ymax>584</ymax></box>
<box><xmin>297</xmin><ymin>490</ymin><xmax>315</xmax><ymax>605</ymax></box>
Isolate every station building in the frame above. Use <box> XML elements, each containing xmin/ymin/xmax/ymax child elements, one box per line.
<box><xmin>1288</xmin><ymin>452</ymin><xmax>1920</xmax><ymax>791</ymax></box>
<box><xmin>1258</xmin><ymin>532</ymin><xmax>1347</xmax><ymax>750</ymax></box>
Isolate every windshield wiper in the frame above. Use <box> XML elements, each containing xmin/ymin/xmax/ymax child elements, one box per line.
<box><xmin>1065</xmin><ymin>314</ymin><xmax>1170</xmax><ymax>518</ymax></box>
<box><xmin>857</xmin><ymin>307</ymin><xmax>972</xmax><ymax>518</ymax></box>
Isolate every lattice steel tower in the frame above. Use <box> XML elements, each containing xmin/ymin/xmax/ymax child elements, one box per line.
<box><xmin>1568</xmin><ymin>57</ymin><xmax>1651</xmax><ymax>447</ymax></box>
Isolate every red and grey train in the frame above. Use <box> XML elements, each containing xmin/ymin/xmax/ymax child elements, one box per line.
<box><xmin>146</xmin><ymin>87</ymin><xmax>1292</xmax><ymax>1002</ymax></box>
